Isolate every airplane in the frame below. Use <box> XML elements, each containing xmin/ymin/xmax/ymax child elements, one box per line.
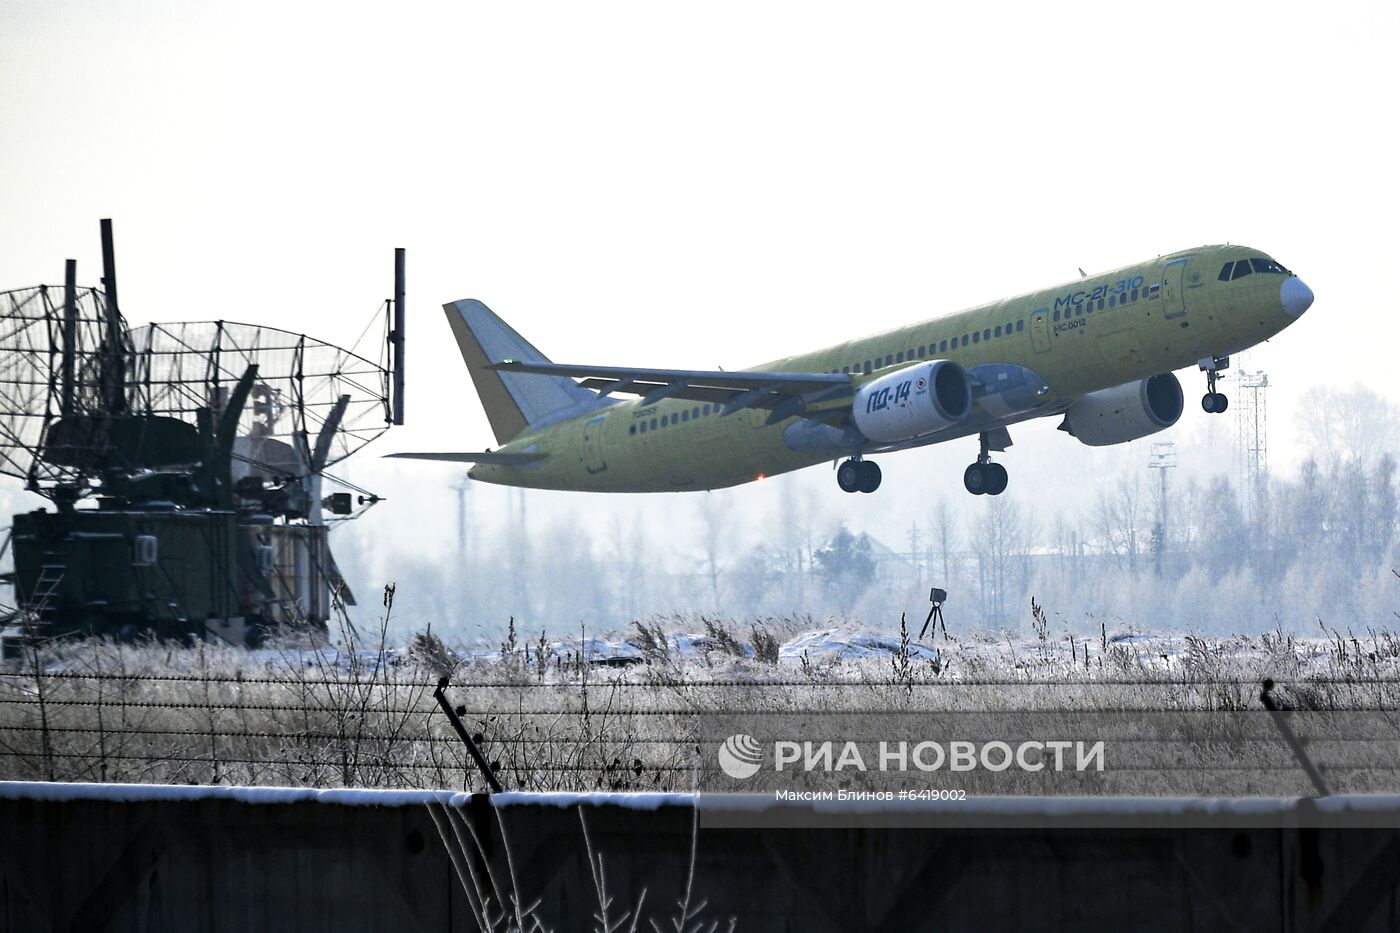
<box><xmin>389</xmin><ymin>245</ymin><xmax>1313</xmax><ymax>496</ymax></box>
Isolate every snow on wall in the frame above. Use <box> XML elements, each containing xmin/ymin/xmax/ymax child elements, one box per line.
<box><xmin>0</xmin><ymin>781</ymin><xmax>467</xmax><ymax>808</ymax></box>
<box><xmin>491</xmin><ymin>791</ymin><xmax>698</xmax><ymax>810</ymax></box>
<box><xmin>0</xmin><ymin>781</ymin><xmax>698</xmax><ymax>811</ymax></box>
<box><xmin>3</xmin><ymin>781</ymin><xmax>1399</xmax><ymax>820</ymax></box>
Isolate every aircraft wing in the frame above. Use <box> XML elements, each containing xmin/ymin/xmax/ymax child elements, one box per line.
<box><xmin>489</xmin><ymin>360</ymin><xmax>850</xmax><ymax>421</ymax></box>
<box><xmin>383</xmin><ymin>450</ymin><xmax>547</xmax><ymax>465</ymax></box>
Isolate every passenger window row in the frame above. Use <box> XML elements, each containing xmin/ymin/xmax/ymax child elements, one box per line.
<box><xmin>1052</xmin><ymin>282</ymin><xmax>1158</xmax><ymax>323</ymax></box>
<box><xmin>629</xmin><ymin>269</ymin><xmax>1176</xmax><ymax>437</ymax></box>
<box><xmin>629</xmin><ymin>403</ymin><xmax>715</xmax><ymax>435</ymax></box>
<box><xmin>829</xmin><ymin>319</ymin><xmax>1029</xmax><ymax>376</ymax></box>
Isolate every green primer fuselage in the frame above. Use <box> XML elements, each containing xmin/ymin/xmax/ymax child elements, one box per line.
<box><xmin>469</xmin><ymin>245</ymin><xmax>1304</xmax><ymax>492</ymax></box>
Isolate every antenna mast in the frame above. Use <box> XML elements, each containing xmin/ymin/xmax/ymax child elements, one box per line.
<box><xmin>391</xmin><ymin>248</ymin><xmax>406</xmax><ymax>425</ymax></box>
<box><xmin>99</xmin><ymin>219</ymin><xmax>126</xmax><ymax>415</ymax></box>
<box><xmin>1235</xmin><ymin>370</ymin><xmax>1269</xmax><ymax>523</ymax></box>
<box><xmin>1147</xmin><ymin>440</ymin><xmax>1177</xmax><ymax>576</ymax></box>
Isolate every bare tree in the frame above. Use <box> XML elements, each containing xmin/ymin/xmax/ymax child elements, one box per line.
<box><xmin>1094</xmin><ymin>475</ymin><xmax>1143</xmax><ymax>576</ymax></box>
<box><xmin>1201</xmin><ymin>475</ymin><xmax>1248</xmax><ymax>573</ymax></box>
<box><xmin>732</xmin><ymin>543</ymin><xmax>782</xmax><ymax>612</ymax></box>
<box><xmin>621</xmin><ymin>513</ymin><xmax>652</xmax><ymax>619</ymax></box>
<box><xmin>927</xmin><ymin>497</ymin><xmax>959</xmax><ymax>587</ymax></box>
<box><xmin>1375</xmin><ymin>454</ymin><xmax>1398</xmax><ymax>558</ymax></box>
<box><xmin>1299</xmin><ymin>384</ymin><xmax>1399</xmax><ymax>469</ymax></box>
<box><xmin>696</xmin><ymin>491</ymin><xmax>734</xmax><ymax>607</ymax></box>
<box><xmin>536</xmin><ymin>514</ymin><xmax>608</xmax><ymax>627</ymax></box>
<box><xmin>1290</xmin><ymin>458</ymin><xmax>1326</xmax><ymax>555</ymax></box>
<box><xmin>969</xmin><ymin>496</ymin><xmax>1026</xmax><ymax>628</ymax></box>
<box><xmin>775</xmin><ymin>479</ymin><xmax>817</xmax><ymax>606</ymax></box>
<box><xmin>814</xmin><ymin>525</ymin><xmax>876</xmax><ymax>612</ymax></box>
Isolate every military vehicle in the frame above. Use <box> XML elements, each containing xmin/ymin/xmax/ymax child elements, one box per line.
<box><xmin>0</xmin><ymin>222</ymin><xmax>404</xmax><ymax>649</ymax></box>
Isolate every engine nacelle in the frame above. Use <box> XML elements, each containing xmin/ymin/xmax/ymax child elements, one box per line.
<box><xmin>852</xmin><ymin>360</ymin><xmax>971</xmax><ymax>443</ymax></box>
<box><xmin>1062</xmin><ymin>373</ymin><xmax>1184</xmax><ymax>447</ymax></box>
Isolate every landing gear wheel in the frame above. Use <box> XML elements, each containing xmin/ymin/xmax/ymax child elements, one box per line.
<box><xmin>1201</xmin><ymin>392</ymin><xmax>1229</xmax><ymax>414</ymax></box>
<box><xmin>857</xmin><ymin>460</ymin><xmax>882</xmax><ymax>493</ymax></box>
<box><xmin>985</xmin><ymin>463</ymin><xmax>1009</xmax><ymax>496</ymax></box>
<box><xmin>1201</xmin><ymin>357</ymin><xmax>1229</xmax><ymax>414</ymax></box>
<box><xmin>964</xmin><ymin>463</ymin><xmax>989</xmax><ymax>495</ymax></box>
<box><xmin>836</xmin><ymin>460</ymin><xmax>862</xmax><ymax>493</ymax></box>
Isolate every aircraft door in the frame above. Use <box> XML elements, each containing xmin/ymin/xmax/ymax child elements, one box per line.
<box><xmin>582</xmin><ymin>416</ymin><xmax>607</xmax><ymax>474</ymax></box>
<box><xmin>1030</xmin><ymin>308</ymin><xmax>1051</xmax><ymax>352</ymax></box>
<box><xmin>1162</xmin><ymin>258</ymin><xmax>1188</xmax><ymax>320</ymax></box>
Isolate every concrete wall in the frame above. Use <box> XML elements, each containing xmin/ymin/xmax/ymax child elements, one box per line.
<box><xmin>3</xmin><ymin>783</ymin><xmax>1400</xmax><ymax>931</ymax></box>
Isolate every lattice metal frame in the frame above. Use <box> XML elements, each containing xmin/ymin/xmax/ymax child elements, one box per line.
<box><xmin>0</xmin><ymin>285</ymin><xmax>391</xmax><ymax>500</ymax></box>
<box><xmin>129</xmin><ymin>320</ymin><xmax>390</xmax><ymax>476</ymax></box>
<box><xmin>0</xmin><ymin>285</ymin><xmax>131</xmax><ymax>492</ymax></box>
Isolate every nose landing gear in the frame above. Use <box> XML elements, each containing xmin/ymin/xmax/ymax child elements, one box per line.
<box><xmin>964</xmin><ymin>432</ymin><xmax>1008</xmax><ymax>496</ymax></box>
<box><xmin>1200</xmin><ymin>356</ymin><xmax>1230</xmax><ymax>414</ymax></box>
<box><xmin>837</xmin><ymin>458</ymin><xmax>882</xmax><ymax>493</ymax></box>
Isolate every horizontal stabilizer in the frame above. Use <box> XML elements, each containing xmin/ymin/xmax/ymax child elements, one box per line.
<box><xmin>384</xmin><ymin>451</ymin><xmax>547</xmax><ymax>465</ymax></box>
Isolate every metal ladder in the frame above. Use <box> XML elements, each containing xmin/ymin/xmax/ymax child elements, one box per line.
<box><xmin>28</xmin><ymin>556</ymin><xmax>66</xmax><ymax>619</ymax></box>
<box><xmin>2</xmin><ymin>555</ymin><xmax>64</xmax><ymax>655</ymax></box>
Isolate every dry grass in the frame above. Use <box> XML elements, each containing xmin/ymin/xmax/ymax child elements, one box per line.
<box><xmin>2</xmin><ymin>606</ymin><xmax>1400</xmax><ymax>795</ymax></box>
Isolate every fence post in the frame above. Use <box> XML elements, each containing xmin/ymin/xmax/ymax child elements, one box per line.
<box><xmin>433</xmin><ymin>677</ymin><xmax>504</xmax><ymax>794</ymax></box>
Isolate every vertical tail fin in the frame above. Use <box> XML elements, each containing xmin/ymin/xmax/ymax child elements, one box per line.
<box><xmin>443</xmin><ymin>299</ymin><xmax>600</xmax><ymax>444</ymax></box>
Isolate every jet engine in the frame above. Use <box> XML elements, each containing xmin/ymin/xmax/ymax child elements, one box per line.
<box><xmin>1062</xmin><ymin>373</ymin><xmax>1184</xmax><ymax>446</ymax></box>
<box><xmin>852</xmin><ymin>360</ymin><xmax>971</xmax><ymax>443</ymax></box>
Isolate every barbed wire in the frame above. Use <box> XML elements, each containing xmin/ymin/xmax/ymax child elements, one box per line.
<box><xmin>0</xmin><ymin>748</ymin><xmax>1394</xmax><ymax>775</ymax></box>
<box><xmin>4</xmin><ymin>660</ymin><xmax>1398</xmax><ymax>790</ymax></box>
<box><xmin>0</xmin><ymin>697</ymin><xmax>438</xmax><ymax>713</ymax></box>
<box><xmin>0</xmin><ymin>749</ymin><xmax>685</xmax><ymax>772</ymax></box>
<box><xmin>0</xmin><ymin>670</ymin><xmax>439</xmax><ymax>689</ymax></box>
<box><xmin>0</xmin><ymin>723</ymin><xmax>1394</xmax><ymax>745</ymax></box>
<box><xmin>3</xmin><ymin>696</ymin><xmax>1399</xmax><ymax>715</ymax></box>
<box><xmin>0</xmin><ymin>723</ymin><xmax>451</xmax><ymax>743</ymax></box>
<box><xmin>3</xmin><ymin>670</ymin><xmax>1398</xmax><ymax>688</ymax></box>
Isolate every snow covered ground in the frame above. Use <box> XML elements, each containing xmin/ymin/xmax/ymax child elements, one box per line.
<box><xmin>25</xmin><ymin>614</ymin><xmax>1397</xmax><ymax>690</ymax></box>
<box><xmin>440</xmin><ymin>621</ymin><xmax>1380</xmax><ymax>686</ymax></box>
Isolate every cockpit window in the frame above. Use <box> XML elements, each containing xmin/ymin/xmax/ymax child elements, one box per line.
<box><xmin>1231</xmin><ymin>261</ymin><xmax>1254</xmax><ymax>280</ymax></box>
<box><xmin>1250</xmin><ymin>257</ymin><xmax>1291</xmax><ymax>275</ymax></box>
<box><xmin>1218</xmin><ymin>262</ymin><xmax>1235</xmax><ymax>281</ymax></box>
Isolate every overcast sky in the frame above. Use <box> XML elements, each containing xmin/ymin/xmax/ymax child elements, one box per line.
<box><xmin>3</xmin><ymin>0</ymin><xmax>1398</xmax><ymax>578</ymax></box>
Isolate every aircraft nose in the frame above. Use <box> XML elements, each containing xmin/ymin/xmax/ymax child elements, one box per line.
<box><xmin>1281</xmin><ymin>276</ymin><xmax>1314</xmax><ymax>318</ymax></box>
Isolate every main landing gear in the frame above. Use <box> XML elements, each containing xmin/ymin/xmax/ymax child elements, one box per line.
<box><xmin>964</xmin><ymin>432</ymin><xmax>1008</xmax><ymax>496</ymax></box>
<box><xmin>837</xmin><ymin>458</ymin><xmax>881</xmax><ymax>494</ymax></box>
<box><xmin>1200</xmin><ymin>355</ymin><xmax>1229</xmax><ymax>414</ymax></box>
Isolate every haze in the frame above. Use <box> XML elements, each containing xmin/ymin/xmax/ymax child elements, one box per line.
<box><xmin>2</xmin><ymin>1</ymin><xmax>1397</xmax><ymax>638</ymax></box>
